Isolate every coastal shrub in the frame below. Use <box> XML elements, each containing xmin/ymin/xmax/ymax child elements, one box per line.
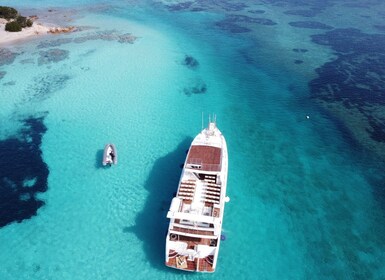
<box><xmin>16</xmin><ymin>15</ymin><xmax>33</xmax><ymax>28</ymax></box>
<box><xmin>5</xmin><ymin>21</ymin><xmax>22</xmax><ymax>32</ymax></box>
<box><xmin>0</xmin><ymin>6</ymin><xmax>18</xmax><ymax>20</ymax></box>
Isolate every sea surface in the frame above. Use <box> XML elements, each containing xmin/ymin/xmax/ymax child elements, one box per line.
<box><xmin>1</xmin><ymin>1</ymin><xmax>385</xmax><ymax>279</ymax></box>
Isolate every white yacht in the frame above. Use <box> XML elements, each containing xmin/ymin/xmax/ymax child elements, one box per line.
<box><xmin>165</xmin><ymin>118</ymin><xmax>229</xmax><ymax>272</ymax></box>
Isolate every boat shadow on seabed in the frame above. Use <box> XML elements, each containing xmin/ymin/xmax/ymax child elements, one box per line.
<box><xmin>122</xmin><ymin>137</ymin><xmax>193</xmax><ymax>271</ymax></box>
<box><xmin>95</xmin><ymin>149</ymin><xmax>105</xmax><ymax>169</ymax></box>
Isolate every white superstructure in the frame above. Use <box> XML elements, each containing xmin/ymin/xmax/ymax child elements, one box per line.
<box><xmin>165</xmin><ymin>120</ymin><xmax>228</xmax><ymax>272</ymax></box>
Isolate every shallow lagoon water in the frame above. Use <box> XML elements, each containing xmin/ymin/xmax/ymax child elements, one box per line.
<box><xmin>1</xmin><ymin>1</ymin><xmax>385</xmax><ymax>279</ymax></box>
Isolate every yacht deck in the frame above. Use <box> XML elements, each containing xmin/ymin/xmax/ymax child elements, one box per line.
<box><xmin>187</xmin><ymin>145</ymin><xmax>221</xmax><ymax>171</ymax></box>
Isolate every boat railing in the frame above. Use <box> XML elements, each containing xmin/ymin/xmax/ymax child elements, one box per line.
<box><xmin>187</xmin><ymin>158</ymin><xmax>203</xmax><ymax>167</ymax></box>
<box><xmin>187</xmin><ymin>158</ymin><xmax>220</xmax><ymax>172</ymax></box>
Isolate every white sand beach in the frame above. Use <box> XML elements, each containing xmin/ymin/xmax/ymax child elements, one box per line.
<box><xmin>0</xmin><ymin>18</ymin><xmax>74</xmax><ymax>46</ymax></box>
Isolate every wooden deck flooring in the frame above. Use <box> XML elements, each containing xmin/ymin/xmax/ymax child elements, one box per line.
<box><xmin>166</xmin><ymin>252</ymin><xmax>214</xmax><ymax>272</ymax></box>
<box><xmin>187</xmin><ymin>145</ymin><xmax>222</xmax><ymax>171</ymax></box>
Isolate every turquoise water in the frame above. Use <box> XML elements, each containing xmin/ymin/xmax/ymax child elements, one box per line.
<box><xmin>1</xmin><ymin>1</ymin><xmax>385</xmax><ymax>279</ymax></box>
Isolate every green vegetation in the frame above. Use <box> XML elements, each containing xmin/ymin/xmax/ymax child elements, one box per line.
<box><xmin>16</xmin><ymin>16</ymin><xmax>33</xmax><ymax>28</ymax></box>
<box><xmin>0</xmin><ymin>6</ymin><xmax>18</xmax><ymax>20</ymax></box>
<box><xmin>1</xmin><ymin>6</ymin><xmax>33</xmax><ymax>32</ymax></box>
<box><xmin>5</xmin><ymin>21</ymin><xmax>22</xmax><ymax>32</ymax></box>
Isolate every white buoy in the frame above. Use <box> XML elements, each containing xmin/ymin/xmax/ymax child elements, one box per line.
<box><xmin>306</xmin><ymin>115</ymin><xmax>310</xmax><ymax>119</ymax></box>
<box><xmin>225</xmin><ymin>196</ymin><xmax>230</xmax><ymax>203</ymax></box>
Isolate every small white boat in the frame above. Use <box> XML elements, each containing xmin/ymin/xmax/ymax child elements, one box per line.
<box><xmin>103</xmin><ymin>144</ymin><xmax>117</xmax><ymax>166</ymax></box>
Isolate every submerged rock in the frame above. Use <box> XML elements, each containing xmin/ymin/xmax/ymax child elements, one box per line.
<box><xmin>183</xmin><ymin>79</ymin><xmax>207</xmax><ymax>96</ymax></box>
<box><xmin>182</xmin><ymin>55</ymin><xmax>199</xmax><ymax>69</ymax></box>
<box><xmin>38</xmin><ymin>48</ymin><xmax>69</xmax><ymax>65</ymax></box>
<box><xmin>0</xmin><ymin>48</ymin><xmax>18</xmax><ymax>66</ymax></box>
<box><xmin>215</xmin><ymin>14</ymin><xmax>276</xmax><ymax>33</ymax></box>
<box><xmin>284</xmin><ymin>9</ymin><xmax>319</xmax><ymax>17</ymax></box>
<box><xmin>289</xmin><ymin>21</ymin><xmax>333</xmax><ymax>30</ymax></box>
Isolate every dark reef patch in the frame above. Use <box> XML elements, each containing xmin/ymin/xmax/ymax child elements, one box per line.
<box><xmin>289</xmin><ymin>21</ymin><xmax>333</xmax><ymax>30</ymax></box>
<box><xmin>37</xmin><ymin>31</ymin><xmax>137</xmax><ymax>49</ymax></box>
<box><xmin>182</xmin><ymin>55</ymin><xmax>199</xmax><ymax>69</ymax></box>
<box><xmin>238</xmin><ymin>49</ymin><xmax>256</xmax><ymax>64</ymax></box>
<box><xmin>215</xmin><ymin>14</ymin><xmax>276</xmax><ymax>33</ymax></box>
<box><xmin>38</xmin><ymin>49</ymin><xmax>69</xmax><ymax>65</ymax></box>
<box><xmin>294</xmin><ymin>59</ymin><xmax>303</xmax><ymax>64</ymax></box>
<box><xmin>265</xmin><ymin>0</ymin><xmax>330</xmax><ymax>8</ymax></box>
<box><xmin>310</xmin><ymin>53</ymin><xmax>385</xmax><ymax>105</ymax></box>
<box><xmin>0</xmin><ymin>115</ymin><xmax>49</xmax><ymax>228</ymax></box>
<box><xmin>166</xmin><ymin>1</ymin><xmax>193</xmax><ymax>11</ymax></box>
<box><xmin>0</xmin><ymin>48</ymin><xmax>18</xmax><ymax>66</ymax></box>
<box><xmin>3</xmin><ymin>81</ymin><xmax>16</xmax><ymax>86</ymax></box>
<box><xmin>216</xmin><ymin>1</ymin><xmax>248</xmax><ymax>12</ymax></box>
<box><xmin>118</xmin><ymin>33</ymin><xmax>137</xmax><ymax>43</ymax></box>
<box><xmin>312</xmin><ymin>28</ymin><xmax>385</xmax><ymax>54</ymax></box>
<box><xmin>342</xmin><ymin>3</ymin><xmax>370</xmax><ymax>8</ymax></box>
<box><xmin>374</xmin><ymin>25</ymin><xmax>385</xmax><ymax>32</ymax></box>
<box><xmin>163</xmin><ymin>0</ymin><xmax>247</xmax><ymax>12</ymax></box>
<box><xmin>367</xmin><ymin>116</ymin><xmax>385</xmax><ymax>143</ymax></box>
<box><xmin>26</xmin><ymin>74</ymin><xmax>71</xmax><ymax>102</ymax></box>
<box><xmin>73</xmin><ymin>31</ymin><xmax>137</xmax><ymax>44</ymax></box>
<box><xmin>190</xmin><ymin>7</ymin><xmax>205</xmax><ymax>12</ymax></box>
<box><xmin>310</xmin><ymin>28</ymin><xmax>385</xmax><ymax>144</ymax></box>
<box><xmin>37</xmin><ymin>38</ymin><xmax>73</xmax><ymax>49</ymax></box>
<box><xmin>215</xmin><ymin>21</ymin><xmax>251</xmax><ymax>33</ymax></box>
<box><xmin>284</xmin><ymin>9</ymin><xmax>319</xmax><ymax>17</ymax></box>
<box><xmin>248</xmin><ymin>9</ymin><xmax>265</xmax><ymax>14</ymax></box>
<box><xmin>0</xmin><ymin>71</ymin><xmax>6</xmax><ymax>80</ymax></box>
<box><xmin>293</xmin><ymin>48</ymin><xmax>308</xmax><ymax>53</ymax></box>
<box><xmin>226</xmin><ymin>14</ymin><xmax>277</xmax><ymax>25</ymax></box>
<box><xmin>183</xmin><ymin>78</ymin><xmax>207</xmax><ymax>96</ymax></box>
<box><xmin>20</xmin><ymin>58</ymin><xmax>35</xmax><ymax>65</ymax></box>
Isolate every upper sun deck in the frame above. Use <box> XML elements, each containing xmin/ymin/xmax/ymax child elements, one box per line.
<box><xmin>185</xmin><ymin>124</ymin><xmax>224</xmax><ymax>172</ymax></box>
<box><xmin>186</xmin><ymin>145</ymin><xmax>222</xmax><ymax>172</ymax></box>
